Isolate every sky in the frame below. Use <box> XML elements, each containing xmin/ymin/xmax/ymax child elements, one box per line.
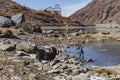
<box><xmin>12</xmin><ymin>0</ymin><xmax>92</xmax><ymax>17</ymax></box>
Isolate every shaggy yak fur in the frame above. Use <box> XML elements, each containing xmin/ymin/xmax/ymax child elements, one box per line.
<box><xmin>36</xmin><ymin>46</ymin><xmax>58</xmax><ymax>71</ymax></box>
<box><xmin>36</xmin><ymin>46</ymin><xmax>58</xmax><ymax>62</ymax></box>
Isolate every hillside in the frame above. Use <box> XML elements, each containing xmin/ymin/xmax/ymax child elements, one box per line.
<box><xmin>0</xmin><ymin>0</ymin><xmax>81</xmax><ymax>26</ymax></box>
<box><xmin>70</xmin><ymin>0</ymin><xmax>120</xmax><ymax>25</ymax></box>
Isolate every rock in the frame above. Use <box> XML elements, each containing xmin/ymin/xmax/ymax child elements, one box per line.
<box><xmin>7</xmin><ymin>76</ymin><xmax>15</xmax><ymax>80</ymax></box>
<box><xmin>100</xmin><ymin>72</ymin><xmax>108</xmax><ymax>77</ymax></box>
<box><xmin>31</xmin><ymin>26</ymin><xmax>42</xmax><ymax>33</ymax></box>
<box><xmin>72</xmin><ymin>73</ymin><xmax>89</xmax><ymax>80</ymax></box>
<box><xmin>109</xmin><ymin>74</ymin><xmax>116</xmax><ymax>78</ymax></box>
<box><xmin>53</xmin><ymin>75</ymin><xmax>66</xmax><ymax>80</ymax></box>
<box><xmin>29</xmin><ymin>22</ymin><xmax>42</xmax><ymax>33</ymax></box>
<box><xmin>87</xmin><ymin>58</ymin><xmax>95</xmax><ymax>62</ymax></box>
<box><xmin>16</xmin><ymin>41</ymin><xmax>37</xmax><ymax>54</ymax></box>
<box><xmin>89</xmin><ymin>76</ymin><xmax>106</xmax><ymax>80</ymax></box>
<box><xmin>0</xmin><ymin>65</ymin><xmax>3</xmax><ymax>70</ymax></box>
<box><xmin>72</xmin><ymin>69</ymin><xmax>81</xmax><ymax>76</ymax></box>
<box><xmin>65</xmin><ymin>69</ymin><xmax>72</xmax><ymax>75</ymax></box>
<box><xmin>65</xmin><ymin>64</ymin><xmax>78</xmax><ymax>69</ymax></box>
<box><xmin>0</xmin><ymin>16</ymin><xmax>15</xmax><ymax>27</ymax></box>
<box><xmin>101</xmin><ymin>32</ymin><xmax>110</xmax><ymax>35</ymax></box>
<box><xmin>0</xmin><ymin>30</ymin><xmax>18</xmax><ymax>38</ymax></box>
<box><xmin>62</xmin><ymin>65</ymin><xmax>68</xmax><ymax>70</ymax></box>
<box><xmin>52</xmin><ymin>31</ymin><xmax>60</xmax><ymax>37</ymax></box>
<box><xmin>109</xmin><ymin>77</ymin><xmax>120</xmax><ymax>80</ymax></box>
<box><xmin>82</xmin><ymin>68</ymin><xmax>88</xmax><ymax>73</ymax></box>
<box><xmin>50</xmin><ymin>59</ymin><xmax>61</xmax><ymax>66</ymax></box>
<box><xmin>68</xmin><ymin>58</ymin><xmax>75</xmax><ymax>64</ymax></box>
<box><xmin>60</xmin><ymin>72</ymin><xmax>67</xmax><ymax>77</ymax></box>
<box><xmin>94</xmin><ymin>72</ymin><xmax>100</xmax><ymax>76</ymax></box>
<box><xmin>116</xmin><ymin>38</ymin><xmax>120</xmax><ymax>41</ymax></box>
<box><xmin>52</xmin><ymin>64</ymin><xmax>60</xmax><ymax>69</ymax></box>
<box><xmin>11</xmin><ymin>13</ymin><xmax>25</xmax><ymax>27</ymax></box>
<box><xmin>58</xmin><ymin>37</ymin><xmax>64</xmax><ymax>40</ymax></box>
<box><xmin>79</xmin><ymin>30</ymin><xmax>84</xmax><ymax>34</ymax></box>
<box><xmin>67</xmin><ymin>75</ymin><xmax>72</xmax><ymax>80</ymax></box>
<box><xmin>12</xmin><ymin>76</ymin><xmax>21</xmax><ymax>80</ymax></box>
<box><xmin>2</xmin><ymin>30</ymin><xmax>13</xmax><ymax>37</ymax></box>
<box><xmin>85</xmin><ymin>39</ymin><xmax>90</xmax><ymax>43</ymax></box>
<box><xmin>0</xmin><ymin>41</ymin><xmax>16</xmax><ymax>51</ymax></box>
<box><xmin>23</xmin><ymin>61</ymin><xmax>34</xmax><ymax>67</ymax></box>
<box><xmin>16</xmin><ymin>51</ymin><xmax>30</xmax><ymax>56</ymax></box>
<box><xmin>46</xmin><ymin>30</ymin><xmax>54</xmax><ymax>34</ymax></box>
<box><xmin>47</xmin><ymin>69</ymin><xmax>62</xmax><ymax>74</ymax></box>
<box><xmin>0</xmin><ymin>39</ymin><xmax>37</xmax><ymax>53</ymax></box>
<box><xmin>70</xmin><ymin>32</ymin><xmax>79</xmax><ymax>36</ymax></box>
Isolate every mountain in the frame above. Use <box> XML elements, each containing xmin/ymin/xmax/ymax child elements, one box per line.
<box><xmin>70</xmin><ymin>0</ymin><xmax>120</xmax><ymax>25</ymax></box>
<box><xmin>0</xmin><ymin>0</ymin><xmax>81</xmax><ymax>26</ymax></box>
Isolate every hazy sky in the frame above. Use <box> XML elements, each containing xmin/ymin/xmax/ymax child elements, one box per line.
<box><xmin>12</xmin><ymin>0</ymin><xmax>92</xmax><ymax>17</ymax></box>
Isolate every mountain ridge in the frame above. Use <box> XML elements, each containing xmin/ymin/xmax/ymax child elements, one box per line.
<box><xmin>70</xmin><ymin>0</ymin><xmax>120</xmax><ymax>25</ymax></box>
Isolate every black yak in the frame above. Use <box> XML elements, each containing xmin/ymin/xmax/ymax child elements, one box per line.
<box><xmin>36</xmin><ymin>46</ymin><xmax>58</xmax><ymax>70</ymax></box>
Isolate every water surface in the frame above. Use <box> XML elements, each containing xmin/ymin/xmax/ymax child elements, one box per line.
<box><xmin>63</xmin><ymin>42</ymin><xmax>120</xmax><ymax>66</ymax></box>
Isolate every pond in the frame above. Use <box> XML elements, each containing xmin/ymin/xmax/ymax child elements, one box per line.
<box><xmin>62</xmin><ymin>42</ymin><xmax>120</xmax><ymax>67</ymax></box>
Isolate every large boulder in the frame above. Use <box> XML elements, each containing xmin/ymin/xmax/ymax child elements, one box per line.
<box><xmin>16</xmin><ymin>41</ymin><xmax>37</xmax><ymax>54</ymax></box>
<box><xmin>0</xmin><ymin>16</ymin><xmax>15</xmax><ymax>27</ymax></box>
<box><xmin>0</xmin><ymin>41</ymin><xmax>16</xmax><ymax>51</ymax></box>
<box><xmin>11</xmin><ymin>13</ymin><xmax>25</xmax><ymax>27</ymax></box>
<box><xmin>0</xmin><ymin>39</ymin><xmax>37</xmax><ymax>53</ymax></box>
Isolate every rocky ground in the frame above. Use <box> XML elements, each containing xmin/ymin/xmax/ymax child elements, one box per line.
<box><xmin>0</xmin><ymin>28</ymin><xmax>120</xmax><ymax>80</ymax></box>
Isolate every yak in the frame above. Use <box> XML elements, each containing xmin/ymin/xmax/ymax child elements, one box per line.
<box><xmin>36</xmin><ymin>46</ymin><xmax>58</xmax><ymax>71</ymax></box>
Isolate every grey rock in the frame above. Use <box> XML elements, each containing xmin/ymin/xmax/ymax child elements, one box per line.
<box><xmin>67</xmin><ymin>75</ymin><xmax>72</xmax><ymax>80</ymax></box>
<box><xmin>0</xmin><ymin>16</ymin><xmax>15</xmax><ymax>27</ymax></box>
<box><xmin>52</xmin><ymin>31</ymin><xmax>60</xmax><ymax>37</ymax></box>
<box><xmin>89</xmin><ymin>76</ymin><xmax>106</xmax><ymax>80</ymax></box>
<box><xmin>72</xmin><ymin>69</ymin><xmax>81</xmax><ymax>76</ymax></box>
<box><xmin>52</xmin><ymin>64</ymin><xmax>60</xmax><ymax>69</ymax></box>
<box><xmin>82</xmin><ymin>68</ymin><xmax>88</xmax><ymax>73</ymax></box>
<box><xmin>46</xmin><ymin>30</ymin><xmax>54</xmax><ymax>34</ymax></box>
<box><xmin>72</xmin><ymin>73</ymin><xmax>89</xmax><ymax>80</ymax></box>
<box><xmin>72</xmin><ymin>69</ymin><xmax>80</xmax><ymax>76</ymax></box>
<box><xmin>12</xmin><ymin>76</ymin><xmax>21</xmax><ymax>80</ymax></box>
<box><xmin>53</xmin><ymin>75</ymin><xmax>66</xmax><ymax>80</ymax></box>
<box><xmin>16</xmin><ymin>41</ymin><xmax>37</xmax><ymax>54</ymax></box>
<box><xmin>0</xmin><ymin>41</ymin><xmax>16</xmax><ymax>51</ymax></box>
<box><xmin>62</xmin><ymin>65</ymin><xmax>68</xmax><ymax>70</ymax></box>
<box><xmin>70</xmin><ymin>32</ymin><xmax>79</xmax><ymax>36</ymax></box>
<box><xmin>47</xmin><ymin>69</ymin><xmax>62</xmax><ymax>74</ymax></box>
<box><xmin>0</xmin><ymin>39</ymin><xmax>37</xmax><ymax>53</ymax></box>
<box><xmin>50</xmin><ymin>59</ymin><xmax>61</xmax><ymax>66</ymax></box>
<box><xmin>16</xmin><ymin>51</ymin><xmax>30</xmax><ymax>56</ymax></box>
<box><xmin>65</xmin><ymin>69</ymin><xmax>72</xmax><ymax>75</ymax></box>
<box><xmin>65</xmin><ymin>64</ymin><xmax>78</xmax><ymax>69</ymax></box>
<box><xmin>11</xmin><ymin>13</ymin><xmax>25</xmax><ymax>27</ymax></box>
<box><xmin>87</xmin><ymin>58</ymin><xmax>95</xmax><ymax>62</ymax></box>
<box><xmin>94</xmin><ymin>72</ymin><xmax>100</xmax><ymax>76</ymax></box>
<box><xmin>79</xmin><ymin>30</ymin><xmax>84</xmax><ymax>34</ymax></box>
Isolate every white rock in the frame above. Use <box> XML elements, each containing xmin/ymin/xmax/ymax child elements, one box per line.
<box><xmin>89</xmin><ymin>76</ymin><xmax>106</xmax><ymax>80</ymax></box>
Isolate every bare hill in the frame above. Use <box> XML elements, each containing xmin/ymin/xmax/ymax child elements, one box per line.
<box><xmin>70</xmin><ymin>0</ymin><xmax>120</xmax><ymax>25</ymax></box>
